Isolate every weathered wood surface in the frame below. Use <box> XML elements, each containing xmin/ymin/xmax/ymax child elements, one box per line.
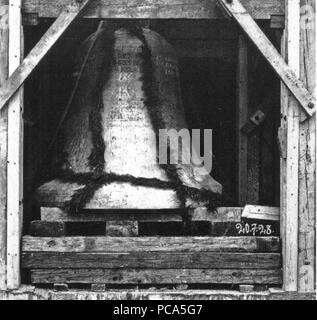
<box><xmin>242</xmin><ymin>206</ymin><xmax>280</xmax><ymax>221</ymax></box>
<box><xmin>91</xmin><ymin>283</ymin><xmax>106</xmax><ymax>292</ymax></box>
<box><xmin>22</xmin><ymin>252</ymin><xmax>281</xmax><ymax>269</ymax></box>
<box><xmin>40</xmin><ymin>207</ymin><xmax>243</xmax><ymax>222</ymax></box>
<box><xmin>239</xmin><ymin>284</ymin><xmax>255</xmax><ymax>293</ymax></box>
<box><xmin>22</xmin><ymin>0</ymin><xmax>284</xmax><ymax>20</ymax></box>
<box><xmin>105</xmin><ymin>221</ymin><xmax>138</xmax><ymax>237</ymax></box>
<box><xmin>0</xmin><ymin>0</ymin><xmax>91</xmax><ymax>111</ymax></box>
<box><xmin>0</xmin><ymin>0</ymin><xmax>8</xmax><ymax>291</ymax></box>
<box><xmin>298</xmin><ymin>0</ymin><xmax>315</xmax><ymax>292</ymax></box>
<box><xmin>53</xmin><ymin>283</ymin><xmax>68</xmax><ymax>291</ymax></box>
<box><xmin>29</xmin><ymin>221</ymin><xmax>65</xmax><ymax>237</ymax></box>
<box><xmin>218</xmin><ymin>0</ymin><xmax>315</xmax><ymax>118</ymax></box>
<box><xmin>0</xmin><ymin>0</ymin><xmax>9</xmax><ymax>290</ymax></box>
<box><xmin>6</xmin><ymin>0</ymin><xmax>23</xmax><ymax>290</ymax></box>
<box><xmin>30</xmin><ymin>268</ymin><xmax>282</xmax><ymax>285</ymax></box>
<box><xmin>283</xmin><ymin>0</ymin><xmax>300</xmax><ymax>292</ymax></box>
<box><xmin>22</xmin><ymin>236</ymin><xmax>281</xmax><ymax>253</ymax></box>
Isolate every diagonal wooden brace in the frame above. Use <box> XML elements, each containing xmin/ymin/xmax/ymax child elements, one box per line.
<box><xmin>217</xmin><ymin>0</ymin><xmax>316</xmax><ymax>120</ymax></box>
<box><xmin>0</xmin><ymin>0</ymin><xmax>91</xmax><ymax>111</ymax></box>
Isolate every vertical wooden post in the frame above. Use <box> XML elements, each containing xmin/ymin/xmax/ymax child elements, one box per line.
<box><xmin>6</xmin><ymin>0</ymin><xmax>23</xmax><ymax>289</ymax></box>
<box><xmin>0</xmin><ymin>0</ymin><xmax>8</xmax><ymax>291</ymax></box>
<box><xmin>237</xmin><ymin>35</ymin><xmax>248</xmax><ymax>205</ymax></box>
<box><xmin>279</xmin><ymin>30</ymin><xmax>287</xmax><ymax>292</ymax></box>
<box><xmin>282</xmin><ymin>0</ymin><xmax>300</xmax><ymax>292</ymax></box>
<box><xmin>298</xmin><ymin>0</ymin><xmax>315</xmax><ymax>292</ymax></box>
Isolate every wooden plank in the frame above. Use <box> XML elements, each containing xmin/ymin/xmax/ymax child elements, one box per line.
<box><xmin>6</xmin><ymin>0</ymin><xmax>23</xmax><ymax>290</ymax></box>
<box><xmin>91</xmin><ymin>283</ymin><xmax>106</xmax><ymax>291</ymax></box>
<box><xmin>283</xmin><ymin>0</ymin><xmax>300</xmax><ymax>292</ymax></box>
<box><xmin>40</xmin><ymin>207</ymin><xmax>243</xmax><ymax>222</ymax></box>
<box><xmin>105</xmin><ymin>221</ymin><xmax>138</xmax><ymax>237</ymax></box>
<box><xmin>279</xmin><ymin>30</ymin><xmax>287</xmax><ymax>293</ymax></box>
<box><xmin>22</xmin><ymin>0</ymin><xmax>284</xmax><ymax>20</ymax></box>
<box><xmin>0</xmin><ymin>0</ymin><xmax>91</xmax><ymax>111</ymax></box>
<box><xmin>242</xmin><ymin>206</ymin><xmax>280</xmax><ymax>221</ymax></box>
<box><xmin>270</xmin><ymin>15</ymin><xmax>285</xmax><ymax>29</ymax></box>
<box><xmin>236</xmin><ymin>35</ymin><xmax>248</xmax><ymax>205</ymax></box>
<box><xmin>22</xmin><ymin>236</ymin><xmax>281</xmax><ymax>253</ymax></box>
<box><xmin>298</xmin><ymin>0</ymin><xmax>315</xmax><ymax>292</ymax></box>
<box><xmin>30</xmin><ymin>268</ymin><xmax>282</xmax><ymax>285</ymax></box>
<box><xmin>53</xmin><ymin>283</ymin><xmax>68</xmax><ymax>291</ymax></box>
<box><xmin>239</xmin><ymin>284</ymin><xmax>255</xmax><ymax>293</ymax></box>
<box><xmin>217</xmin><ymin>0</ymin><xmax>315</xmax><ymax>119</ymax></box>
<box><xmin>22</xmin><ymin>252</ymin><xmax>281</xmax><ymax>269</ymax></box>
<box><xmin>29</xmin><ymin>221</ymin><xmax>65</xmax><ymax>237</ymax></box>
<box><xmin>0</xmin><ymin>0</ymin><xmax>8</xmax><ymax>291</ymax></box>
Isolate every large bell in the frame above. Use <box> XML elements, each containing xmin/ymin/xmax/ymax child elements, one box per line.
<box><xmin>36</xmin><ymin>25</ymin><xmax>222</xmax><ymax>212</ymax></box>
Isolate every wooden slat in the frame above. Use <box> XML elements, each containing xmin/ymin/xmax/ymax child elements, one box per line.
<box><xmin>29</xmin><ymin>221</ymin><xmax>65</xmax><ymax>237</ymax></box>
<box><xmin>242</xmin><ymin>206</ymin><xmax>280</xmax><ymax>221</ymax></box>
<box><xmin>106</xmin><ymin>221</ymin><xmax>138</xmax><ymax>237</ymax></box>
<box><xmin>22</xmin><ymin>236</ymin><xmax>281</xmax><ymax>253</ymax></box>
<box><xmin>6</xmin><ymin>0</ymin><xmax>23</xmax><ymax>290</ymax></box>
<box><xmin>0</xmin><ymin>0</ymin><xmax>8</xmax><ymax>291</ymax></box>
<box><xmin>22</xmin><ymin>0</ymin><xmax>284</xmax><ymax>20</ymax></box>
<box><xmin>298</xmin><ymin>0</ymin><xmax>315</xmax><ymax>292</ymax></box>
<box><xmin>30</xmin><ymin>268</ymin><xmax>282</xmax><ymax>285</ymax></box>
<box><xmin>40</xmin><ymin>207</ymin><xmax>243</xmax><ymax>222</ymax></box>
<box><xmin>22</xmin><ymin>252</ymin><xmax>281</xmax><ymax>269</ymax></box>
<box><xmin>283</xmin><ymin>0</ymin><xmax>300</xmax><ymax>292</ymax></box>
<box><xmin>236</xmin><ymin>35</ymin><xmax>248</xmax><ymax>205</ymax></box>
<box><xmin>0</xmin><ymin>0</ymin><xmax>90</xmax><ymax>111</ymax></box>
<box><xmin>217</xmin><ymin>0</ymin><xmax>315</xmax><ymax>119</ymax></box>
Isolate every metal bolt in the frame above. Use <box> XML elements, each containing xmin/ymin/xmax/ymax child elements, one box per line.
<box><xmin>308</xmin><ymin>102</ymin><xmax>314</xmax><ymax>109</ymax></box>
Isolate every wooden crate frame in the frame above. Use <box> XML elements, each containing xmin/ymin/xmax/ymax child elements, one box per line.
<box><xmin>0</xmin><ymin>0</ymin><xmax>315</xmax><ymax>293</ymax></box>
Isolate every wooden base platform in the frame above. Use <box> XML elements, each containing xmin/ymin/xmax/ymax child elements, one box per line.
<box><xmin>22</xmin><ymin>206</ymin><xmax>281</xmax><ymax>287</ymax></box>
<box><xmin>22</xmin><ymin>236</ymin><xmax>282</xmax><ymax>287</ymax></box>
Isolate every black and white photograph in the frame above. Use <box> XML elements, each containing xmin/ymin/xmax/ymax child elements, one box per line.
<box><xmin>0</xmin><ymin>0</ymin><xmax>315</xmax><ymax>303</ymax></box>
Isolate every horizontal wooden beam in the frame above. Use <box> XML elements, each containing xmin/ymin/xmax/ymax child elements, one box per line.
<box><xmin>0</xmin><ymin>0</ymin><xmax>90</xmax><ymax>111</ymax></box>
<box><xmin>40</xmin><ymin>207</ymin><xmax>243</xmax><ymax>222</ymax></box>
<box><xmin>22</xmin><ymin>0</ymin><xmax>284</xmax><ymax>20</ymax></box>
<box><xmin>22</xmin><ymin>236</ymin><xmax>281</xmax><ymax>253</ymax></box>
<box><xmin>22</xmin><ymin>252</ymin><xmax>281</xmax><ymax>269</ymax></box>
<box><xmin>30</xmin><ymin>268</ymin><xmax>282</xmax><ymax>285</ymax></box>
<box><xmin>217</xmin><ymin>0</ymin><xmax>316</xmax><ymax>119</ymax></box>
